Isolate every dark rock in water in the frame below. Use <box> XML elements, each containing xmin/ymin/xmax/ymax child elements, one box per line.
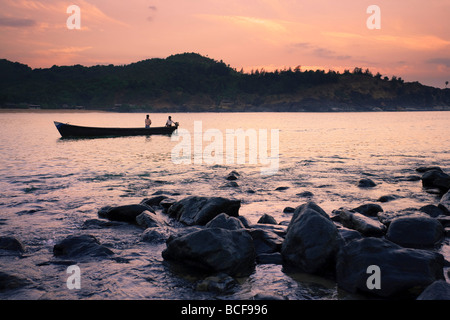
<box><xmin>358</xmin><ymin>178</ymin><xmax>377</xmax><ymax>188</ymax></box>
<box><xmin>377</xmin><ymin>195</ymin><xmax>398</xmax><ymax>203</ymax></box>
<box><xmin>416</xmin><ymin>166</ymin><xmax>443</xmax><ymax>173</ymax></box>
<box><xmin>223</xmin><ymin>181</ymin><xmax>239</xmax><ymax>188</ymax></box>
<box><xmin>53</xmin><ymin>234</ymin><xmax>114</xmax><ymax>259</ymax></box>
<box><xmin>256</xmin><ymin>252</ymin><xmax>283</xmax><ymax>265</ymax></box>
<box><xmin>162</xmin><ymin>228</ymin><xmax>255</xmax><ymax>277</ymax></box>
<box><xmin>416</xmin><ymin>280</ymin><xmax>450</xmax><ymax>300</ymax></box>
<box><xmin>336</xmin><ymin>237</ymin><xmax>445</xmax><ymax>298</ymax></box>
<box><xmin>251</xmin><ymin>223</ymin><xmax>287</xmax><ymax>238</ymax></box>
<box><xmin>249</xmin><ymin>228</ymin><xmax>284</xmax><ymax>255</ymax></box>
<box><xmin>275</xmin><ymin>186</ymin><xmax>289</xmax><ymax>191</ymax></box>
<box><xmin>281</xmin><ymin>202</ymin><xmax>340</xmax><ymax>275</ymax></box>
<box><xmin>141</xmin><ymin>227</ymin><xmax>171</xmax><ymax>244</ymax></box>
<box><xmin>337</xmin><ymin>209</ymin><xmax>386</xmax><ymax>237</ymax></box>
<box><xmin>226</xmin><ymin>171</ymin><xmax>239</xmax><ymax>181</ymax></box>
<box><xmin>205</xmin><ymin>213</ymin><xmax>245</xmax><ymax>230</ymax></box>
<box><xmin>196</xmin><ymin>273</ymin><xmax>236</xmax><ymax>293</ymax></box>
<box><xmin>438</xmin><ymin>190</ymin><xmax>450</xmax><ymax>214</ymax></box>
<box><xmin>0</xmin><ymin>271</ymin><xmax>31</xmax><ymax>292</ymax></box>
<box><xmin>141</xmin><ymin>196</ymin><xmax>168</xmax><ymax>207</ymax></box>
<box><xmin>100</xmin><ymin>204</ymin><xmax>151</xmax><ymax>223</ymax></box>
<box><xmin>0</xmin><ymin>236</ymin><xmax>25</xmax><ymax>253</ymax></box>
<box><xmin>159</xmin><ymin>198</ymin><xmax>178</xmax><ymax>213</ymax></box>
<box><xmin>377</xmin><ymin>208</ymin><xmax>429</xmax><ymax>226</ymax></box>
<box><xmin>81</xmin><ymin>219</ymin><xmax>125</xmax><ymax>229</ymax></box>
<box><xmin>419</xmin><ymin>205</ymin><xmax>445</xmax><ymax>218</ymax></box>
<box><xmin>403</xmin><ymin>175</ymin><xmax>421</xmax><ymax>181</ymax></box>
<box><xmin>352</xmin><ymin>203</ymin><xmax>383</xmax><ymax>217</ymax></box>
<box><xmin>136</xmin><ymin>210</ymin><xmax>167</xmax><ymax>229</ymax></box>
<box><xmin>386</xmin><ymin>216</ymin><xmax>444</xmax><ymax>248</ymax></box>
<box><xmin>283</xmin><ymin>207</ymin><xmax>295</xmax><ymax>213</ymax></box>
<box><xmin>168</xmin><ymin>196</ymin><xmax>241</xmax><ymax>226</ymax></box>
<box><xmin>296</xmin><ymin>191</ymin><xmax>314</xmax><ymax>198</ymax></box>
<box><xmin>421</xmin><ymin>170</ymin><xmax>450</xmax><ymax>193</ymax></box>
<box><xmin>257</xmin><ymin>214</ymin><xmax>277</xmax><ymax>225</ymax></box>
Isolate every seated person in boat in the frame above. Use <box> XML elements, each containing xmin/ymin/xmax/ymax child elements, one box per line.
<box><xmin>165</xmin><ymin>116</ymin><xmax>175</xmax><ymax>127</ymax></box>
<box><xmin>145</xmin><ymin>115</ymin><xmax>152</xmax><ymax>128</ymax></box>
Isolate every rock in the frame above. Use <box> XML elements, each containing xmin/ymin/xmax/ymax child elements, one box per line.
<box><xmin>248</xmin><ymin>229</ymin><xmax>284</xmax><ymax>255</ymax></box>
<box><xmin>81</xmin><ymin>219</ymin><xmax>125</xmax><ymax>229</ymax></box>
<box><xmin>377</xmin><ymin>195</ymin><xmax>398</xmax><ymax>203</ymax></box>
<box><xmin>438</xmin><ymin>190</ymin><xmax>450</xmax><ymax>214</ymax></box>
<box><xmin>337</xmin><ymin>227</ymin><xmax>364</xmax><ymax>244</ymax></box>
<box><xmin>100</xmin><ymin>204</ymin><xmax>151</xmax><ymax>223</ymax></box>
<box><xmin>358</xmin><ymin>178</ymin><xmax>377</xmax><ymax>188</ymax></box>
<box><xmin>352</xmin><ymin>203</ymin><xmax>383</xmax><ymax>217</ymax></box>
<box><xmin>386</xmin><ymin>216</ymin><xmax>444</xmax><ymax>248</ymax></box>
<box><xmin>257</xmin><ymin>214</ymin><xmax>277</xmax><ymax>225</ymax></box>
<box><xmin>297</xmin><ymin>191</ymin><xmax>314</xmax><ymax>198</ymax></box>
<box><xmin>256</xmin><ymin>252</ymin><xmax>283</xmax><ymax>265</ymax></box>
<box><xmin>141</xmin><ymin>227</ymin><xmax>171</xmax><ymax>244</ymax></box>
<box><xmin>160</xmin><ymin>198</ymin><xmax>178</xmax><ymax>213</ymax></box>
<box><xmin>168</xmin><ymin>196</ymin><xmax>241</xmax><ymax>226</ymax></box>
<box><xmin>416</xmin><ymin>166</ymin><xmax>443</xmax><ymax>173</ymax></box>
<box><xmin>226</xmin><ymin>171</ymin><xmax>239</xmax><ymax>181</ymax></box>
<box><xmin>250</xmin><ymin>223</ymin><xmax>287</xmax><ymax>238</ymax></box>
<box><xmin>416</xmin><ymin>280</ymin><xmax>450</xmax><ymax>300</ymax></box>
<box><xmin>238</xmin><ymin>216</ymin><xmax>251</xmax><ymax>228</ymax></box>
<box><xmin>275</xmin><ymin>186</ymin><xmax>289</xmax><ymax>191</ymax></box>
<box><xmin>141</xmin><ymin>196</ymin><xmax>168</xmax><ymax>207</ymax></box>
<box><xmin>162</xmin><ymin>228</ymin><xmax>255</xmax><ymax>276</ymax></box>
<box><xmin>419</xmin><ymin>205</ymin><xmax>445</xmax><ymax>218</ymax></box>
<box><xmin>336</xmin><ymin>237</ymin><xmax>445</xmax><ymax>298</ymax></box>
<box><xmin>0</xmin><ymin>236</ymin><xmax>25</xmax><ymax>253</ymax></box>
<box><xmin>281</xmin><ymin>202</ymin><xmax>340</xmax><ymax>275</ymax></box>
<box><xmin>337</xmin><ymin>209</ymin><xmax>386</xmax><ymax>237</ymax></box>
<box><xmin>53</xmin><ymin>234</ymin><xmax>114</xmax><ymax>259</ymax></box>
<box><xmin>421</xmin><ymin>170</ymin><xmax>450</xmax><ymax>193</ymax></box>
<box><xmin>283</xmin><ymin>207</ymin><xmax>295</xmax><ymax>213</ymax></box>
<box><xmin>135</xmin><ymin>210</ymin><xmax>167</xmax><ymax>229</ymax></box>
<box><xmin>205</xmin><ymin>213</ymin><xmax>245</xmax><ymax>230</ymax></box>
<box><xmin>196</xmin><ymin>273</ymin><xmax>236</xmax><ymax>293</ymax></box>
<box><xmin>0</xmin><ymin>271</ymin><xmax>31</xmax><ymax>292</ymax></box>
<box><xmin>377</xmin><ymin>209</ymin><xmax>429</xmax><ymax>226</ymax></box>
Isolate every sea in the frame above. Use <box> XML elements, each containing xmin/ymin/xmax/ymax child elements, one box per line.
<box><xmin>0</xmin><ymin>110</ymin><xmax>449</xmax><ymax>300</ymax></box>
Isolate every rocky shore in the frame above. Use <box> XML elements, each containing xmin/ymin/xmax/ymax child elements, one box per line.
<box><xmin>1</xmin><ymin>166</ymin><xmax>450</xmax><ymax>300</ymax></box>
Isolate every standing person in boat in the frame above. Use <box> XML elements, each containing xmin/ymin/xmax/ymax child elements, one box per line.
<box><xmin>145</xmin><ymin>115</ymin><xmax>152</xmax><ymax>128</ymax></box>
<box><xmin>165</xmin><ymin>116</ymin><xmax>175</xmax><ymax>127</ymax></box>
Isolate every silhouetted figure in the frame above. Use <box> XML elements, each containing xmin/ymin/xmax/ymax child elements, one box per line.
<box><xmin>165</xmin><ymin>116</ymin><xmax>175</xmax><ymax>127</ymax></box>
<box><xmin>145</xmin><ymin>115</ymin><xmax>152</xmax><ymax>128</ymax></box>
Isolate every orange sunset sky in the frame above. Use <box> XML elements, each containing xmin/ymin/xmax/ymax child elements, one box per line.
<box><xmin>0</xmin><ymin>0</ymin><xmax>449</xmax><ymax>88</ymax></box>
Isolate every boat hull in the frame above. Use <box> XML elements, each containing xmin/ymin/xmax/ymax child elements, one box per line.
<box><xmin>54</xmin><ymin>121</ymin><xmax>178</xmax><ymax>138</ymax></box>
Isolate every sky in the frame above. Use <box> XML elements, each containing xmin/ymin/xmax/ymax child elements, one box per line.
<box><xmin>0</xmin><ymin>0</ymin><xmax>449</xmax><ymax>88</ymax></box>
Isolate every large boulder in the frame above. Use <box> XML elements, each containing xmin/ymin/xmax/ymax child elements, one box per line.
<box><xmin>205</xmin><ymin>213</ymin><xmax>245</xmax><ymax>230</ymax></box>
<box><xmin>337</xmin><ymin>209</ymin><xmax>386</xmax><ymax>237</ymax></box>
<box><xmin>168</xmin><ymin>196</ymin><xmax>241</xmax><ymax>226</ymax></box>
<box><xmin>386</xmin><ymin>216</ymin><xmax>444</xmax><ymax>248</ymax></box>
<box><xmin>281</xmin><ymin>202</ymin><xmax>340</xmax><ymax>275</ymax></box>
<box><xmin>162</xmin><ymin>228</ymin><xmax>255</xmax><ymax>276</ymax></box>
<box><xmin>0</xmin><ymin>236</ymin><xmax>25</xmax><ymax>254</ymax></box>
<box><xmin>416</xmin><ymin>280</ymin><xmax>450</xmax><ymax>300</ymax></box>
<box><xmin>135</xmin><ymin>210</ymin><xmax>167</xmax><ymax>229</ymax></box>
<box><xmin>421</xmin><ymin>169</ymin><xmax>450</xmax><ymax>193</ymax></box>
<box><xmin>438</xmin><ymin>190</ymin><xmax>450</xmax><ymax>214</ymax></box>
<box><xmin>53</xmin><ymin>234</ymin><xmax>114</xmax><ymax>259</ymax></box>
<box><xmin>336</xmin><ymin>237</ymin><xmax>445</xmax><ymax>298</ymax></box>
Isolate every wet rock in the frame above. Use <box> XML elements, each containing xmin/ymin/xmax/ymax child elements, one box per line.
<box><xmin>421</xmin><ymin>170</ymin><xmax>450</xmax><ymax>193</ymax></box>
<box><xmin>100</xmin><ymin>204</ymin><xmax>151</xmax><ymax>223</ymax></box>
<box><xmin>337</xmin><ymin>227</ymin><xmax>364</xmax><ymax>244</ymax></box>
<box><xmin>386</xmin><ymin>216</ymin><xmax>444</xmax><ymax>248</ymax></box>
<box><xmin>141</xmin><ymin>196</ymin><xmax>168</xmax><ymax>207</ymax></box>
<box><xmin>352</xmin><ymin>203</ymin><xmax>383</xmax><ymax>217</ymax></box>
<box><xmin>337</xmin><ymin>209</ymin><xmax>386</xmax><ymax>237</ymax></box>
<box><xmin>438</xmin><ymin>190</ymin><xmax>450</xmax><ymax>214</ymax></box>
<box><xmin>416</xmin><ymin>166</ymin><xmax>443</xmax><ymax>173</ymax></box>
<box><xmin>377</xmin><ymin>195</ymin><xmax>398</xmax><ymax>203</ymax></box>
<box><xmin>205</xmin><ymin>213</ymin><xmax>245</xmax><ymax>230</ymax></box>
<box><xmin>358</xmin><ymin>178</ymin><xmax>377</xmax><ymax>188</ymax></box>
<box><xmin>336</xmin><ymin>237</ymin><xmax>445</xmax><ymax>298</ymax></box>
<box><xmin>238</xmin><ymin>216</ymin><xmax>251</xmax><ymax>228</ymax></box>
<box><xmin>196</xmin><ymin>273</ymin><xmax>236</xmax><ymax>293</ymax></box>
<box><xmin>160</xmin><ymin>198</ymin><xmax>178</xmax><ymax>213</ymax></box>
<box><xmin>416</xmin><ymin>280</ymin><xmax>450</xmax><ymax>300</ymax></box>
<box><xmin>283</xmin><ymin>207</ymin><xmax>295</xmax><ymax>213</ymax></box>
<box><xmin>168</xmin><ymin>196</ymin><xmax>241</xmax><ymax>226</ymax></box>
<box><xmin>162</xmin><ymin>228</ymin><xmax>255</xmax><ymax>277</ymax></box>
<box><xmin>281</xmin><ymin>202</ymin><xmax>340</xmax><ymax>275</ymax></box>
<box><xmin>136</xmin><ymin>210</ymin><xmax>167</xmax><ymax>229</ymax></box>
<box><xmin>81</xmin><ymin>219</ymin><xmax>125</xmax><ymax>229</ymax></box>
<box><xmin>257</xmin><ymin>214</ymin><xmax>277</xmax><ymax>225</ymax></box>
<box><xmin>250</xmin><ymin>223</ymin><xmax>287</xmax><ymax>238</ymax></box>
<box><xmin>0</xmin><ymin>236</ymin><xmax>25</xmax><ymax>253</ymax></box>
<box><xmin>275</xmin><ymin>186</ymin><xmax>289</xmax><ymax>191</ymax></box>
<box><xmin>141</xmin><ymin>227</ymin><xmax>171</xmax><ymax>244</ymax></box>
<box><xmin>226</xmin><ymin>171</ymin><xmax>240</xmax><ymax>181</ymax></box>
<box><xmin>53</xmin><ymin>234</ymin><xmax>114</xmax><ymax>259</ymax></box>
<box><xmin>297</xmin><ymin>191</ymin><xmax>314</xmax><ymax>198</ymax></box>
<box><xmin>419</xmin><ymin>205</ymin><xmax>445</xmax><ymax>218</ymax></box>
<box><xmin>377</xmin><ymin>209</ymin><xmax>429</xmax><ymax>226</ymax></box>
<box><xmin>249</xmin><ymin>228</ymin><xmax>284</xmax><ymax>255</ymax></box>
<box><xmin>0</xmin><ymin>271</ymin><xmax>31</xmax><ymax>292</ymax></box>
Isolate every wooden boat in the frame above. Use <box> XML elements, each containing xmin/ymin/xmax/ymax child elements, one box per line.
<box><xmin>54</xmin><ymin>121</ymin><xmax>178</xmax><ymax>138</ymax></box>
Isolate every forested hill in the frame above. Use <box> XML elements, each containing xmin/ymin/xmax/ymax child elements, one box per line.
<box><xmin>1</xmin><ymin>52</ymin><xmax>449</xmax><ymax>112</ymax></box>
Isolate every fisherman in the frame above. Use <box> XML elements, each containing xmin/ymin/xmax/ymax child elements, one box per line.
<box><xmin>145</xmin><ymin>115</ymin><xmax>152</xmax><ymax>128</ymax></box>
<box><xmin>165</xmin><ymin>116</ymin><xmax>175</xmax><ymax>127</ymax></box>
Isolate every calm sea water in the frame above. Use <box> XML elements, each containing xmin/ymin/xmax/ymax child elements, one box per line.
<box><xmin>0</xmin><ymin>111</ymin><xmax>449</xmax><ymax>299</ymax></box>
